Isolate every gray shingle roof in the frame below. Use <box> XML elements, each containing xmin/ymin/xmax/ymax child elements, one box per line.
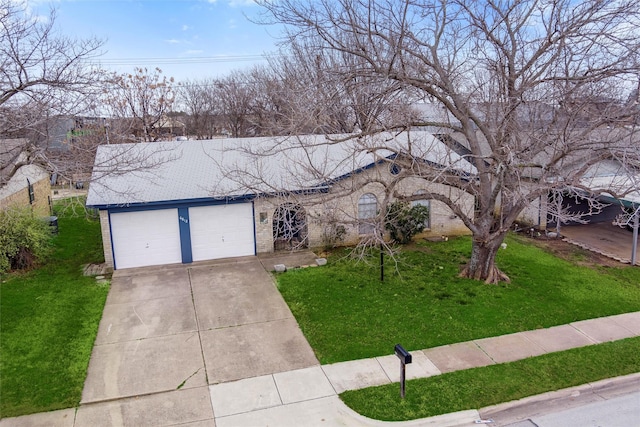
<box><xmin>86</xmin><ymin>132</ymin><xmax>476</xmax><ymax>207</ymax></box>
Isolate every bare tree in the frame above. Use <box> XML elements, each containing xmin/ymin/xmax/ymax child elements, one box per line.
<box><xmin>212</xmin><ymin>70</ymin><xmax>256</xmax><ymax>137</ymax></box>
<box><xmin>258</xmin><ymin>0</ymin><xmax>640</xmax><ymax>283</ymax></box>
<box><xmin>176</xmin><ymin>79</ymin><xmax>223</xmax><ymax>139</ymax></box>
<box><xmin>0</xmin><ymin>0</ymin><xmax>104</xmax><ymax>178</ymax></box>
<box><xmin>103</xmin><ymin>67</ymin><xmax>176</xmax><ymax>142</ymax></box>
<box><xmin>173</xmin><ymin>46</ymin><xmax>415</xmax><ymax>139</ymax></box>
<box><xmin>245</xmin><ymin>65</ymin><xmax>294</xmax><ymax>136</ymax></box>
<box><xmin>545</xmin><ymin>188</ymin><xmax>609</xmax><ymax>236</ymax></box>
<box><xmin>262</xmin><ymin>38</ymin><xmax>417</xmax><ymax>135</ymax></box>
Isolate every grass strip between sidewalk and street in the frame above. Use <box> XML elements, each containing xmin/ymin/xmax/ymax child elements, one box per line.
<box><xmin>0</xmin><ymin>206</ymin><xmax>109</xmax><ymax>418</ymax></box>
<box><xmin>340</xmin><ymin>337</ymin><xmax>640</xmax><ymax>421</ymax></box>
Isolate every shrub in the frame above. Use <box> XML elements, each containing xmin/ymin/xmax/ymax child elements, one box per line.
<box><xmin>0</xmin><ymin>207</ymin><xmax>52</xmax><ymax>273</ymax></box>
<box><xmin>384</xmin><ymin>201</ymin><xmax>430</xmax><ymax>244</ymax></box>
<box><xmin>321</xmin><ymin>222</ymin><xmax>347</xmax><ymax>249</ymax></box>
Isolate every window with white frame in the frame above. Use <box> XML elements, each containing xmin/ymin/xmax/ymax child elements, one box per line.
<box><xmin>358</xmin><ymin>193</ymin><xmax>378</xmax><ymax>235</ymax></box>
<box><xmin>411</xmin><ymin>190</ymin><xmax>431</xmax><ymax>230</ymax></box>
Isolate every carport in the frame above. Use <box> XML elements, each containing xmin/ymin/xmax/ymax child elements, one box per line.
<box><xmin>558</xmin><ymin>170</ymin><xmax>640</xmax><ymax>266</ymax></box>
<box><xmin>594</xmin><ymin>193</ymin><xmax>640</xmax><ymax>266</ymax></box>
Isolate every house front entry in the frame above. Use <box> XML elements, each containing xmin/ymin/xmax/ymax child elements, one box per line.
<box><xmin>273</xmin><ymin>203</ymin><xmax>308</xmax><ymax>251</ymax></box>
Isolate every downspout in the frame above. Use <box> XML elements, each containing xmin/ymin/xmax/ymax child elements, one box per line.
<box><xmin>632</xmin><ymin>211</ymin><xmax>638</xmax><ymax>266</ymax></box>
<box><xmin>538</xmin><ymin>195</ymin><xmax>542</xmax><ymax>228</ymax></box>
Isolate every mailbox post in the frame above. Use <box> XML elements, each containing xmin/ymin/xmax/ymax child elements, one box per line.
<box><xmin>394</xmin><ymin>344</ymin><xmax>412</xmax><ymax>398</ymax></box>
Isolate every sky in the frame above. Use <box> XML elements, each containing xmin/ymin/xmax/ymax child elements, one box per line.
<box><xmin>28</xmin><ymin>0</ymin><xmax>282</xmax><ymax>82</ymax></box>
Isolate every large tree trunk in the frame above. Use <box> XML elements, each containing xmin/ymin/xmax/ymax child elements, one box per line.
<box><xmin>459</xmin><ymin>234</ymin><xmax>510</xmax><ymax>284</ymax></box>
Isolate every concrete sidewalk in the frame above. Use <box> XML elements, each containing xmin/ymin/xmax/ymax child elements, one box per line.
<box><xmin>4</xmin><ymin>311</ymin><xmax>637</xmax><ymax>426</ymax></box>
<box><xmin>209</xmin><ymin>311</ymin><xmax>640</xmax><ymax>426</ymax></box>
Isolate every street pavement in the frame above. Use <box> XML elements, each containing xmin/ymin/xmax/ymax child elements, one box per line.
<box><xmin>527</xmin><ymin>391</ymin><xmax>640</xmax><ymax>427</ymax></box>
<box><xmin>481</xmin><ymin>374</ymin><xmax>640</xmax><ymax>426</ymax></box>
<box><xmin>1</xmin><ymin>254</ymin><xmax>639</xmax><ymax>426</ymax></box>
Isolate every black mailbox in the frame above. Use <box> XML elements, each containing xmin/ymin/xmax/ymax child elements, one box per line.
<box><xmin>394</xmin><ymin>344</ymin><xmax>412</xmax><ymax>364</ymax></box>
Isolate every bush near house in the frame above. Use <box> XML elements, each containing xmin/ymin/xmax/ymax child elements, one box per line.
<box><xmin>0</xmin><ymin>207</ymin><xmax>52</xmax><ymax>274</ymax></box>
<box><xmin>384</xmin><ymin>201</ymin><xmax>430</xmax><ymax>244</ymax></box>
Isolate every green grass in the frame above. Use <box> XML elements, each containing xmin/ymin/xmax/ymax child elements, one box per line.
<box><xmin>0</xmin><ymin>210</ymin><xmax>109</xmax><ymax>418</ymax></box>
<box><xmin>277</xmin><ymin>235</ymin><xmax>640</xmax><ymax>364</ymax></box>
<box><xmin>341</xmin><ymin>337</ymin><xmax>640</xmax><ymax>421</ymax></box>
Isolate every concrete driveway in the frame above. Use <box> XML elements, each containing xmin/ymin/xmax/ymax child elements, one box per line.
<box><xmin>81</xmin><ymin>257</ymin><xmax>319</xmax><ymax>405</ymax></box>
<box><xmin>561</xmin><ymin>222</ymin><xmax>639</xmax><ymax>264</ymax></box>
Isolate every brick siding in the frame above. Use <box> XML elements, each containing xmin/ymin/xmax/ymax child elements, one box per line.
<box><xmin>253</xmin><ymin>163</ymin><xmax>474</xmax><ymax>253</ymax></box>
<box><xmin>0</xmin><ymin>177</ymin><xmax>51</xmax><ymax>217</ymax></box>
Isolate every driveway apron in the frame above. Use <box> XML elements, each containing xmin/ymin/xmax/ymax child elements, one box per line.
<box><xmin>190</xmin><ymin>260</ymin><xmax>318</xmax><ymax>383</ymax></box>
<box><xmin>81</xmin><ymin>258</ymin><xmax>318</xmax><ymax>404</ymax></box>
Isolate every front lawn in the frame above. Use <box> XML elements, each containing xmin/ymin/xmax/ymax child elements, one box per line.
<box><xmin>0</xmin><ymin>210</ymin><xmax>109</xmax><ymax>418</ymax></box>
<box><xmin>277</xmin><ymin>235</ymin><xmax>640</xmax><ymax>364</ymax></box>
<box><xmin>341</xmin><ymin>337</ymin><xmax>640</xmax><ymax>421</ymax></box>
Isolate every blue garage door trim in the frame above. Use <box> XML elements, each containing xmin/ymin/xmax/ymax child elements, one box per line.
<box><xmin>178</xmin><ymin>207</ymin><xmax>193</xmax><ymax>264</ymax></box>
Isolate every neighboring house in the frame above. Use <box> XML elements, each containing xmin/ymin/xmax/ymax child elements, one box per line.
<box><xmin>411</xmin><ymin>105</ymin><xmax>552</xmax><ymax>229</ymax></box>
<box><xmin>44</xmin><ymin>115</ymin><xmax>105</xmax><ymax>151</ymax></box>
<box><xmin>0</xmin><ymin>139</ymin><xmax>51</xmax><ymax>216</ymax></box>
<box><xmin>411</xmin><ymin>103</ymin><xmax>462</xmax><ymax>132</ymax></box>
<box><xmin>86</xmin><ymin>132</ymin><xmax>475</xmax><ymax>270</ymax></box>
<box><xmin>128</xmin><ymin>115</ymin><xmax>186</xmax><ymax>141</ymax></box>
<box><xmin>153</xmin><ymin>115</ymin><xmax>186</xmax><ymax>139</ymax></box>
<box><xmin>46</xmin><ymin>116</ymin><xmax>75</xmax><ymax>151</ymax></box>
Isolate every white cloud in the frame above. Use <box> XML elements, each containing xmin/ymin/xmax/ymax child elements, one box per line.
<box><xmin>183</xmin><ymin>50</ymin><xmax>204</xmax><ymax>55</ymax></box>
<box><xmin>8</xmin><ymin>0</ymin><xmax>51</xmax><ymax>24</ymax></box>
<box><xmin>182</xmin><ymin>24</ymin><xmax>190</xmax><ymax>31</ymax></box>
<box><xmin>165</xmin><ymin>39</ymin><xmax>181</xmax><ymax>44</ymax></box>
<box><xmin>228</xmin><ymin>0</ymin><xmax>256</xmax><ymax>6</ymax></box>
<box><xmin>228</xmin><ymin>19</ymin><xmax>237</xmax><ymax>29</ymax></box>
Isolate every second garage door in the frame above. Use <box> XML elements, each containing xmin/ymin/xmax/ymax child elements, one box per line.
<box><xmin>189</xmin><ymin>203</ymin><xmax>255</xmax><ymax>262</ymax></box>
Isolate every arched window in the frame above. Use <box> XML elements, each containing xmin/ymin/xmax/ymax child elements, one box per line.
<box><xmin>411</xmin><ymin>190</ymin><xmax>431</xmax><ymax>230</ymax></box>
<box><xmin>358</xmin><ymin>193</ymin><xmax>378</xmax><ymax>234</ymax></box>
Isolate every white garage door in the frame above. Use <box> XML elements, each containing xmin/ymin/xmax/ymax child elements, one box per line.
<box><xmin>189</xmin><ymin>203</ymin><xmax>255</xmax><ymax>261</ymax></box>
<box><xmin>110</xmin><ymin>209</ymin><xmax>182</xmax><ymax>269</ymax></box>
